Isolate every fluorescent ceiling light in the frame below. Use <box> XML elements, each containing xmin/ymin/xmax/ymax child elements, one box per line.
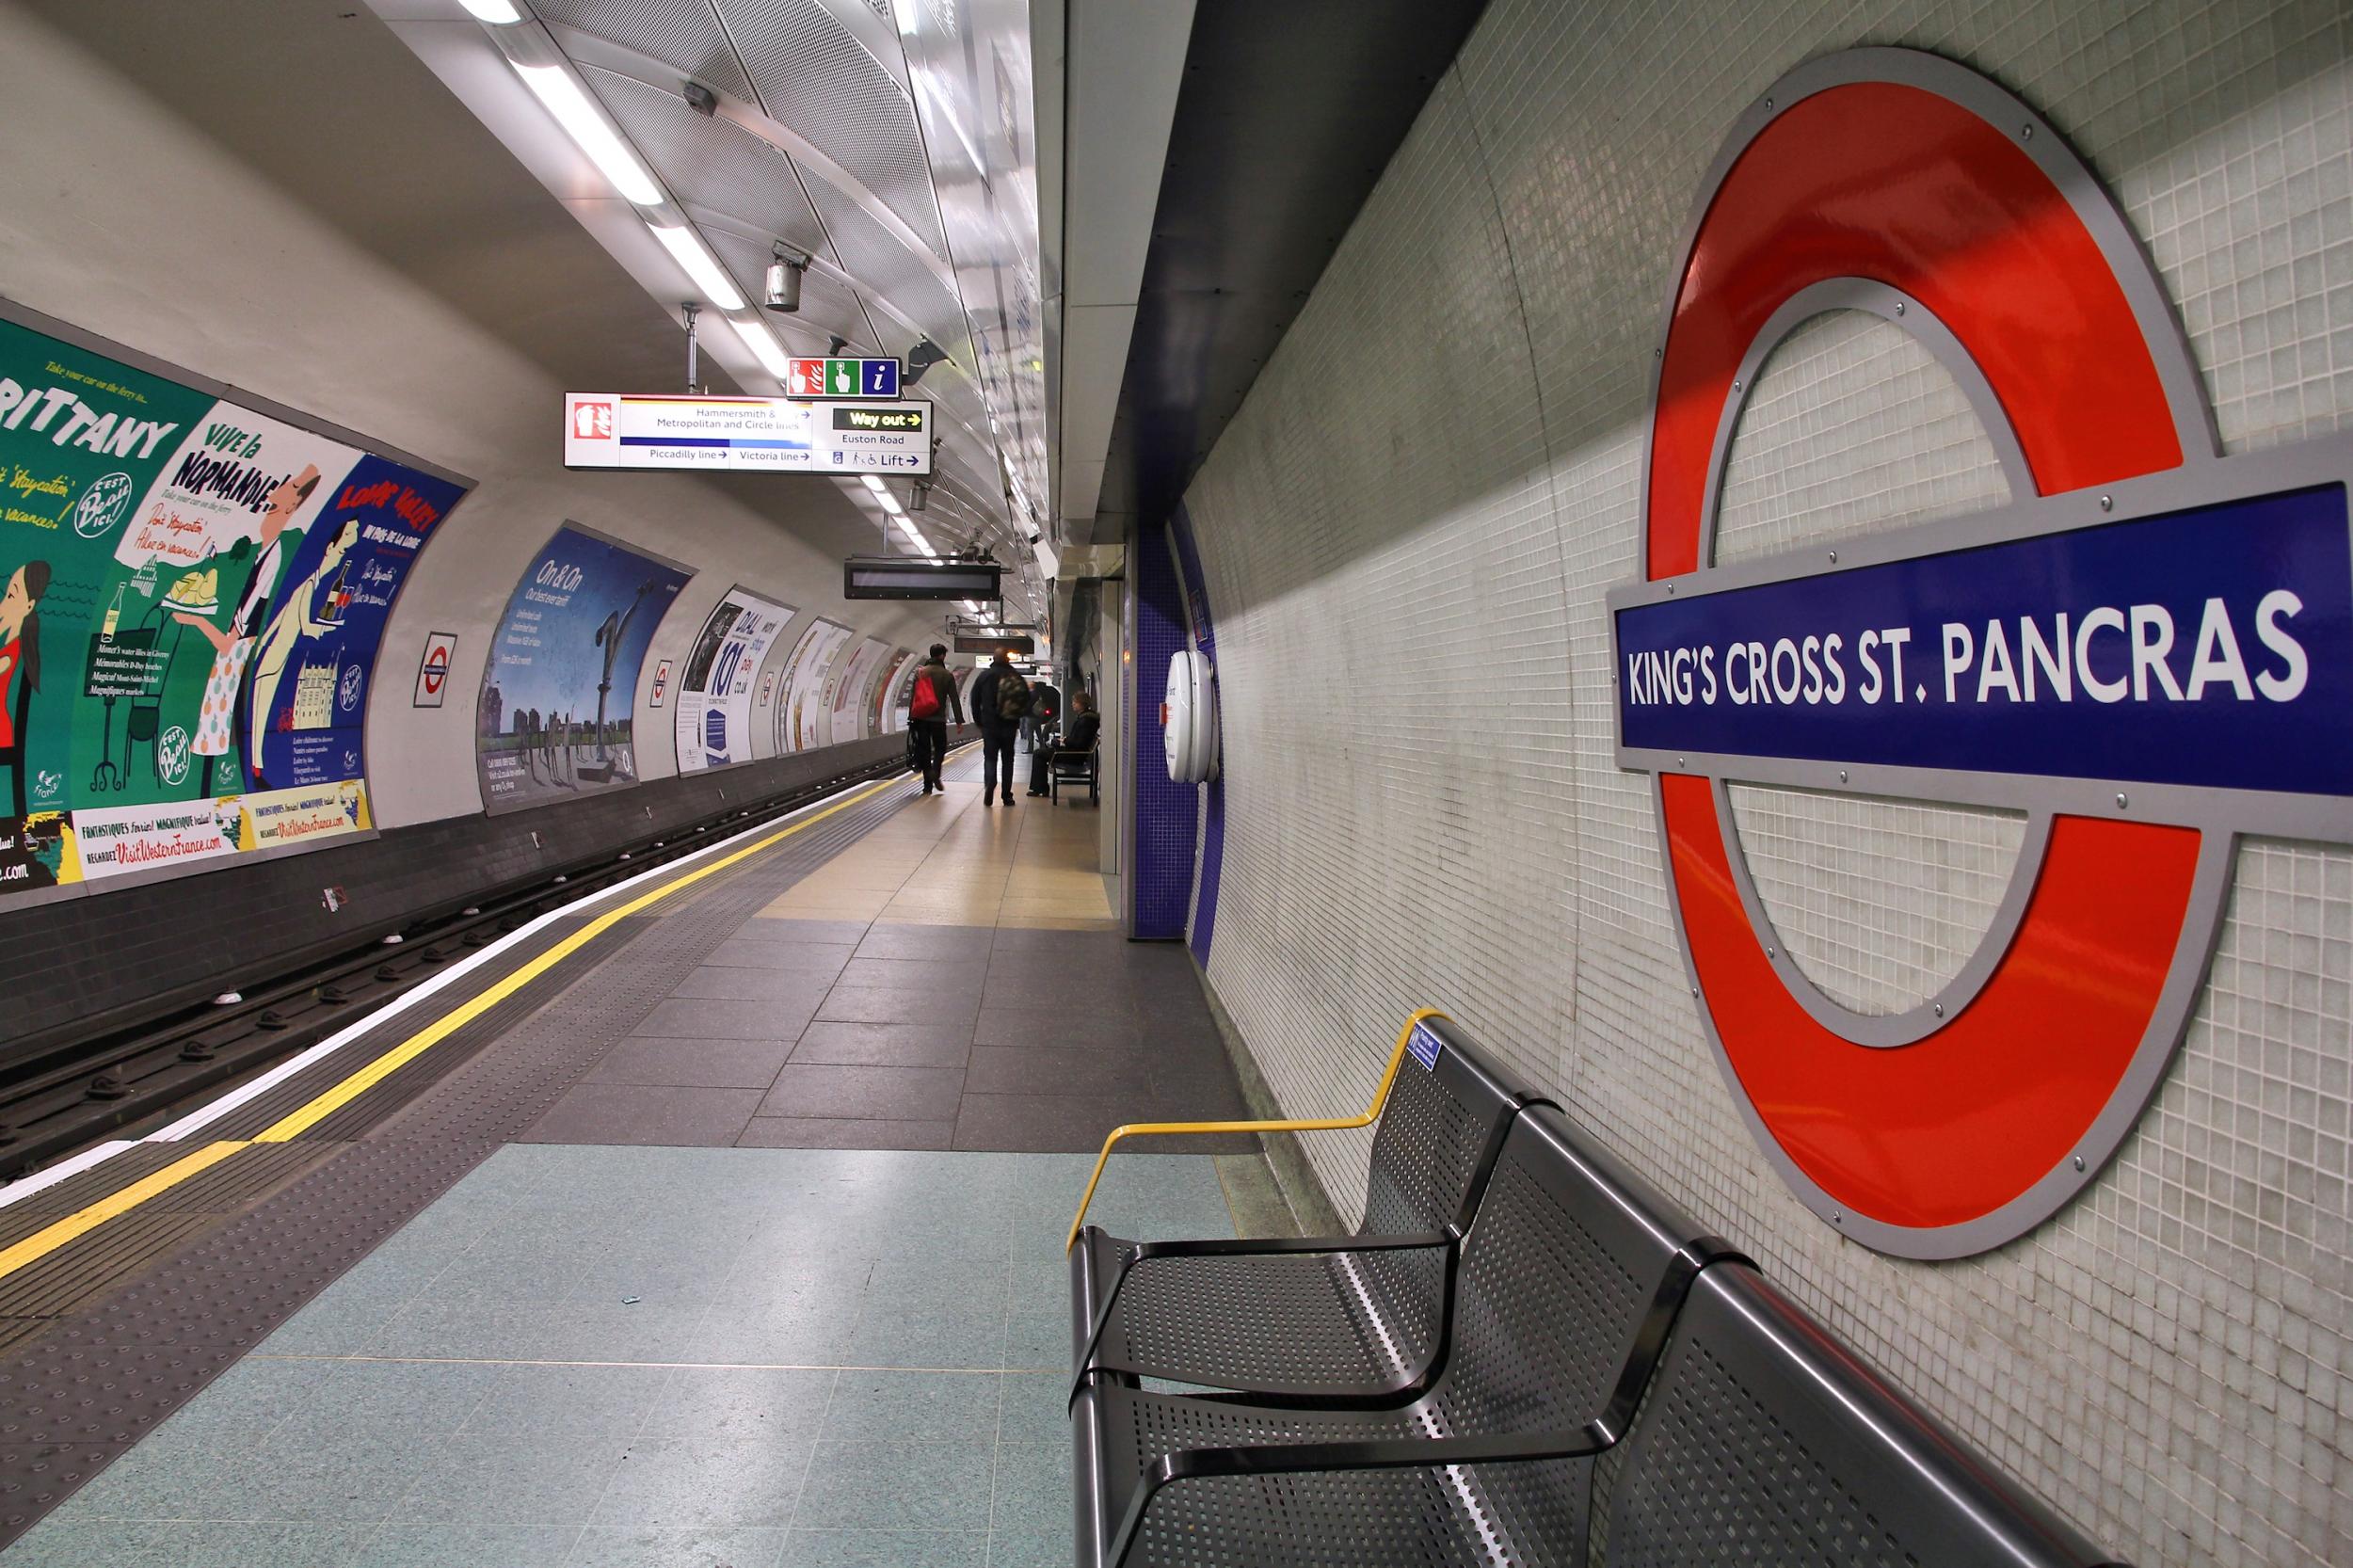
<box><xmin>892</xmin><ymin>0</ymin><xmax>920</xmax><ymax>37</ymax></box>
<box><xmin>895</xmin><ymin>519</ymin><xmax>936</xmax><ymax>557</ymax></box>
<box><xmin>513</xmin><ymin>62</ymin><xmax>663</xmax><ymax>205</ymax></box>
<box><xmin>859</xmin><ymin>474</ymin><xmax>888</xmax><ymax>494</ymax></box>
<box><xmin>649</xmin><ymin>223</ymin><xmax>745</xmax><ymax>311</ymax></box>
<box><xmin>457</xmin><ymin>0</ymin><xmax>523</xmax><ymax>22</ymax></box>
<box><xmin>728</xmin><ymin>317</ymin><xmax>790</xmax><ymax>378</ymax></box>
<box><xmin>877</xmin><ymin>491</ymin><xmax>904</xmax><ymax>516</ymax></box>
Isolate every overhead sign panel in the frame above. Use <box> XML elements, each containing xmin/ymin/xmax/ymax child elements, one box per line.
<box><xmin>563</xmin><ymin>393</ymin><xmax>932</xmax><ymax>476</ymax></box>
<box><xmin>784</xmin><ymin>357</ymin><xmax>902</xmax><ymax>399</ymax></box>
<box><xmin>843</xmin><ymin>556</ymin><xmax>1001</xmax><ymax>600</ymax></box>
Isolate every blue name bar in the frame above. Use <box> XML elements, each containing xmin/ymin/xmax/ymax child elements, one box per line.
<box><xmin>1615</xmin><ymin>485</ymin><xmax>2353</xmax><ymax>797</ymax></box>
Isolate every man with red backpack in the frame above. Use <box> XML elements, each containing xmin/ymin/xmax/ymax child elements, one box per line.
<box><xmin>906</xmin><ymin>644</ymin><xmax>964</xmax><ymax>795</ymax></box>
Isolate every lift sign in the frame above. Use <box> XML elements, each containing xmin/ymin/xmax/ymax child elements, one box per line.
<box><xmin>1615</xmin><ymin>483</ymin><xmax>2353</xmax><ymax>798</ymax></box>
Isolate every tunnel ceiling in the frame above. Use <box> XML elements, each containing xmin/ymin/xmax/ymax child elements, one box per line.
<box><xmin>1093</xmin><ymin>0</ymin><xmax>1490</xmax><ymax>544</ymax></box>
<box><xmin>29</xmin><ymin>0</ymin><xmax>1051</xmax><ymax>627</ymax></box>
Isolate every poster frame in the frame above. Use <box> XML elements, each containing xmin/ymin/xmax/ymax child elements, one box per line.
<box><xmin>0</xmin><ymin>295</ymin><xmax>477</xmax><ymax>908</ymax></box>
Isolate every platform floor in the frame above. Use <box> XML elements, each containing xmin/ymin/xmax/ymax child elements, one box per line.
<box><xmin>0</xmin><ymin>751</ymin><xmax>1281</xmax><ymax>1566</ymax></box>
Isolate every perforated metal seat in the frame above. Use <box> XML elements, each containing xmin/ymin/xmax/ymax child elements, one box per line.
<box><xmin>1070</xmin><ymin>1017</ymin><xmax>1534</xmax><ymax>1406</ymax></box>
<box><xmin>1074</xmin><ymin>1105</ymin><xmax>1737</xmax><ymax>1568</ymax></box>
<box><xmin>1604</xmin><ymin>1263</ymin><xmax>2130</xmax><ymax>1567</ymax></box>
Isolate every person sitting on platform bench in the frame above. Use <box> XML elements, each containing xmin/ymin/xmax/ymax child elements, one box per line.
<box><xmin>1032</xmin><ymin>693</ymin><xmax>1098</xmax><ymax>796</ymax></box>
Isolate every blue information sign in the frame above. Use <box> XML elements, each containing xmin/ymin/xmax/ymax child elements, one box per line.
<box><xmin>1614</xmin><ymin>484</ymin><xmax>2353</xmax><ymax>799</ymax></box>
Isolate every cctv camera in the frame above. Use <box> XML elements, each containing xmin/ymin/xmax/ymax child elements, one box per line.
<box><xmin>1026</xmin><ymin>530</ymin><xmax>1042</xmax><ymax>545</ymax></box>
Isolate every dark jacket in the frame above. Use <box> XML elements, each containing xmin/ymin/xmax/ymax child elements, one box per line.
<box><xmin>911</xmin><ymin>660</ymin><xmax>964</xmax><ymax>725</ymax></box>
<box><xmin>969</xmin><ymin>663</ymin><xmax>1022</xmax><ymax>733</ymax></box>
<box><xmin>1060</xmin><ymin>710</ymin><xmax>1100</xmax><ymax>751</ymax></box>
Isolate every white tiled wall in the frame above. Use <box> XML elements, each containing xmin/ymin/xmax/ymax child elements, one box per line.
<box><xmin>1180</xmin><ymin>3</ymin><xmax>2352</xmax><ymax>1563</ymax></box>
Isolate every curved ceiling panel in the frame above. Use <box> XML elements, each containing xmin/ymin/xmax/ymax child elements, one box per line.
<box><xmin>799</xmin><ymin>166</ymin><xmax>968</xmax><ymax>360</ymax></box>
<box><xmin>584</xmin><ymin>67</ymin><xmax>829</xmax><ymax>260</ymax></box>
<box><xmin>712</xmin><ymin>0</ymin><xmax>948</xmax><ymax>260</ymax></box>
<box><xmin>528</xmin><ymin>0</ymin><xmax>756</xmax><ymax>103</ymax></box>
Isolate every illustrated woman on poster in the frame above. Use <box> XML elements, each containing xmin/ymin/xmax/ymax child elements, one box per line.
<box><xmin>0</xmin><ymin>560</ymin><xmax>51</xmax><ymax>819</ymax></box>
<box><xmin>244</xmin><ymin>517</ymin><xmax>360</xmax><ymax>790</ymax></box>
<box><xmin>174</xmin><ymin>465</ymin><xmax>321</xmax><ymax>795</ymax></box>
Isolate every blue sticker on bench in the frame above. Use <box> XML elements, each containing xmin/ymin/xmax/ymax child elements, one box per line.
<box><xmin>1407</xmin><ymin>1024</ymin><xmax>1442</xmax><ymax>1070</ymax></box>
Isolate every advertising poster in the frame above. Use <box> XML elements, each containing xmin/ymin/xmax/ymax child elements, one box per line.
<box><xmin>824</xmin><ymin>637</ymin><xmax>887</xmax><ymax>747</ymax></box>
<box><xmin>673</xmin><ymin>586</ymin><xmax>794</xmax><ymax>774</ymax></box>
<box><xmin>0</xmin><ymin>314</ymin><xmax>466</xmax><ymax>897</ymax></box>
<box><xmin>775</xmin><ymin>617</ymin><xmax>853</xmax><ymax>753</ymax></box>
<box><xmin>873</xmin><ymin>648</ymin><xmax>912</xmax><ymax>734</ymax></box>
<box><xmin>477</xmin><ymin>524</ymin><xmax>688</xmax><ymax>809</ymax></box>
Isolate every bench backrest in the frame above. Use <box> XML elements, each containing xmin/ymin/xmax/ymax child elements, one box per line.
<box><xmin>1359</xmin><ymin>1016</ymin><xmax>1527</xmax><ymax>1240</ymax></box>
<box><xmin>1608</xmin><ymin>1263</ymin><xmax>2125</xmax><ymax>1567</ymax></box>
<box><xmin>1416</xmin><ymin>1104</ymin><xmax>1729</xmax><ymax>1564</ymax></box>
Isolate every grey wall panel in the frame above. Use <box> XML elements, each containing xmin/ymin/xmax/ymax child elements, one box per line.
<box><xmin>1179</xmin><ymin>3</ymin><xmax>2353</xmax><ymax>1564</ymax></box>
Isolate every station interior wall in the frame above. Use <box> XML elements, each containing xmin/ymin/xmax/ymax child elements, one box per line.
<box><xmin>0</xmin><ymin>5</ymin><xmax>938</xmax><ymax>839</ymax></box>
<box><xmin>1176</xmin><ymin>4</ymin><xmax>2351</xmax><ymax>1565</ymax></box>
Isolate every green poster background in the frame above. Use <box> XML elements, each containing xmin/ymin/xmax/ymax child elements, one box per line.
<box><xmin>0</xmin><ymin>319</ymin><xmax>214</xmax><ymax>890</ymax></box>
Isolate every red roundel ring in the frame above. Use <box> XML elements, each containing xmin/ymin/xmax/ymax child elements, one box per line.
<box><xmin>1643</xmin><ymin>49</ymin><xmax>2234</xmax><ymax>1257</ymax></box>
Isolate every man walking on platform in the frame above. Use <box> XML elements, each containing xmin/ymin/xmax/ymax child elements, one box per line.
<box><xmin>906</xmin><ymin>644</ymin><xmax>963</xmax><ymax>795</ymax></box>
<box><xmin>968</xmin><ymin>650</ymin><xmax>1028</xmax><ymax>808</ymax></box>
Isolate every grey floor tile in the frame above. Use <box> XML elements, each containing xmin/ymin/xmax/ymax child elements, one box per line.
<box><xmin>969</xmin><ymin>1009</ymin><xmax>1144</xmax><ymax>1052</ymax></box>
<box><xmin>984</xmin><ymin>1526</ymin><xmax>1067</xmax><ymax>1568</ymax></box>
<box><xmin>850</xmin><ymin>926</ymin><xmax>994</xmax><ymax>962</ymax></box>
<box><xmin>638</xmin><ymin>1367</ymin><xmax>836</xmax><ymax>1444</ymax></box>
<box><xmin>586</xmin><ymin>1036</ymin><xmax>800</xmax><ymax>1090</ymax></box>
<box><xmin>687</xmin><ymin>1304</ymin><xmax>862</xmax><ymax>1368</ymax></box>
<box><xmin>843</xmin><ymin>1299</ymin><xmax>1008</xmax><ymax>1372</ymax></box>
<box><xmin>671</xmin><ymin>965</ymin><xmax>847</xmax><ymax>1002</ymax></box>
<box><xmin>142</xmin><ymin>1356</ymin><xmax>331</xmax><ymax>1439</ymax></box>
<box><xmin>591</xmin><ymin>1437</ymin><xmax>813</xmax><ymax>1528</ymax></box>
<box><xmin>1002</xmin><ymin>1262</ymin><xmax>1071</xmax><ymax>1371</ymax></box>
<box><xmin>838</xmin><ymin>956</ymin><xmax>988</xmax><ymax>990</ymax></box>
<box><xmin>948</xmin><ymin>1094</ymin><xmax>1128</xmax><ymax>1156</ymax></box>
<box><xmin>281</xmin><ymin>1359</ymin><xmax>501</xmax><ymax>1436</ymax></box>
<box><xmin>759</xmin><ymin>1064</ymin><xmax>967</xmax><ymax>1122</ymax></box>
<box><xmin>989</xmin><ymin>1444</ymin><xmax>1070</xmax><ymax>1537</ymax></box>
<box><xmin>738</xmin><ymin>919</ymin><xmax>873</xmax><ymax>947</ymax></box>
<box><xmin>779</xmin><ymin>1529</ymin><xmax>987</xmax><ymax>1567</ymax></box>
<box><xmin>522</xmin><ymin>1085</ymin><xmax>766</xmax><ymax>1147</ymax></box>
<box><xmin>352</xmin><ymin>1523</ymin><xmax>582</xmax><ymax>1567</ymax></box>
<box><xmin>467</xmin><ymin>1363</ymin><xmax>674</xmax><ymax>1436</ymax></box>
<box><xmin>3</xmin><ymin>1520</ymin><xmax>378</xmax><ymax>1568</ymax></box>
<box><xmin>567</xmin><ymin>1526</ymin><xmax>786</xmax><ymax>1568</ymax></box>
<box><xmin>701</xmin><ymin>938</ymin><xmax>859</xmax><ymax>973</ymax></box>
<box><xmin>737</xmin><ymin>1118</ymin><xmax>958</xmax><ymax>1151</ymax></box>
<box><xmin>812</xmin><ymin>988</ymin><xmax>982</xmax><ymax>1029</ymax></box>
<box><xmin>996</xmin><ymin>1374</ymin><xmax>1068</xmax><ymax>1447</ymax></box>
<box><xmin>820</xmin><ymin>1370</ymin><xmax>1000</xmax><ymax>1444</ymax></box>
<box><xmin>788</xmin><ymin>1023</ymin><xmax>971</xmax><ymax>1068</ymax></box>
<box><xmin>397</xmin><ymin>1430</ymin><xmax>630</xmax><ymax>1525</ymax></box>
<box><xmin>792</xmin><ymin>1441</ymin><xmax>996</xmax><ymax>1531</ymax></box>
<box><xmin>962</xmin><ymin>1047</ymin><xmax>1154</xmax><ymax>1099</ymax></box>
<box><xmin>635</xmin><ymin>998</ymin><xmax>826</xmax><ymax>1043</ymax></box>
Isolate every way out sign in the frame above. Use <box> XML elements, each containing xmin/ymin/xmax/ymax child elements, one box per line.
<box><xmin>412</xmin><ymin>632</ymin><xmax>457</xmax><ymax>709</ymax></box>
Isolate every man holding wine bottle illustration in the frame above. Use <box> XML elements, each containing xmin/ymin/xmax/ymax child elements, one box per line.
<box><xmin>171</xmin><ymin>464</ymin><xmax>322</xmax><ymax>795</ymax></box>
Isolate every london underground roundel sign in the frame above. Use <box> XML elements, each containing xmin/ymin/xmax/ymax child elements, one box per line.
<box><xmin>1613</xmin><ymin>49</ymin><xmax>2353</xmax><ymax>1258</ymax></box>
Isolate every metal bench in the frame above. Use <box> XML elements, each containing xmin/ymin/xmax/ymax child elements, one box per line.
<box><xmin>1598</xmin><ymin>1262</ymin><xmax>2128</xmax><ymax>1566</ymax></box>
<box><xmin>1067</xmin><ymin>1013</ymin><xmax>1541</xmax><ymax>1409</ymax></box>
<box><xmin>1048</xmin><ymin>740</ymin><xmax>1098</xmax><ymax>801</ymax></box>
<box><xmin>1073</xmin><ymin>1101</ymin><xmax>1738</xmax><ymax>1568</ymax></box>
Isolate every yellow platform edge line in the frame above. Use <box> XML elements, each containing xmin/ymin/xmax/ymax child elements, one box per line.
<box><xmin>0</xmin><ymin>1139</ymin><xmax>250</xmax><ymax>1283</ymax></box>
<box><xmin>0</xmin><ymin>756</ymin><xmax>945</xmax><ymax>1289</ymax></box>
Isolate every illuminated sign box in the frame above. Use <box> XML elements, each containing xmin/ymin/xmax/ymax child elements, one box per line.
<box><xmin>952</xmin><ymin>632</ymin><xmax>1034</xmax><ymax>655</ymax></box>
<box><xmin>564</xmin><ymin>393</ymin><xmax>932</xmax><ymax>476</ymax></box>
<box><xmin>843</xmin><ymin>556</ymin><xmax>1002</xmax><ymax>600</ymax></box>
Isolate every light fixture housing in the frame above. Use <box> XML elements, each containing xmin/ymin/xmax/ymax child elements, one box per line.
<box><xmin>649</xmin><ymin>223</ymin><xmax>746</xmax><ymax>311</ymax></box>
<box><xmin>513</xmin><ymin>62</ymin><xmax>663</xmax><ymax>205</ymax></box>
<box><xmin>902</xmin><ymin>337</ymin><xmax>951</xmax><ymax>387</ymax></box>
<box><xmin>909</xmin><ymin>479</ymin><xmax>931</xmax><ymax>513</ymax></box>
<box><xmin>763</xmin><ymin>249</ymin><xmax>806</xmax><ymax>312</ymax></box>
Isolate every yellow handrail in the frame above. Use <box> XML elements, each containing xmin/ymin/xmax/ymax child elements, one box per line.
<box><xmin>1064</xmin><ymin>1006</ymin><xmax>1449</xmax><ymax>1254</ymax></box>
